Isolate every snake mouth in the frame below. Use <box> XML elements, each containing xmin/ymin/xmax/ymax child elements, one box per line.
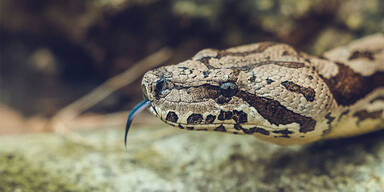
<box><xmin>160</xmin><ymin>119</ymin><xmax>273</xmax><ymax>136</ymax></box>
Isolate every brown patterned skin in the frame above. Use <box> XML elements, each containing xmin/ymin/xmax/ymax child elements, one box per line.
<box><xmin>141</xmin><ymin>33</ymin><xmax>384</xmax><ymax>145</ymax></box>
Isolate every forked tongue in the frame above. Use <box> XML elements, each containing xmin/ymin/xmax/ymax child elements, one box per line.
<box><xmin>124</xmin><ymin>100</ymin><xmax>151</xmax><ymax>149</ymax></box>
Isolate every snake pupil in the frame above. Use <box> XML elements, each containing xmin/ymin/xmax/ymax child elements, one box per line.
<box><xmin>220</xmin><ymin>82</ymin><xmax>238</xmax><ymax>97</ymax></box>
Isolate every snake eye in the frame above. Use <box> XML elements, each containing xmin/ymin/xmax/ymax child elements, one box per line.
<box><xmin>220</xmin><ymin>82</ymin><xmax>238</xmax><ymax>97</ymax></box>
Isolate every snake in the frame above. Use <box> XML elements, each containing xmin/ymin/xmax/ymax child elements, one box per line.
<box><xmin>125</xmin><ymin>33</ymin><xmax>384</xmax><ymax>146</ymax></box>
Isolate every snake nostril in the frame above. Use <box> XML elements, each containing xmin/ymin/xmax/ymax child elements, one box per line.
<box><xmin>154</xmin><ymin>77</ymin><xmax>170</xmax><ymax>99</ymax></box>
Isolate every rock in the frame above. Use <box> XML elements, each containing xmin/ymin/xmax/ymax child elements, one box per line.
<box><xmin>1</xmin><ymin>125</ymin><xmax>384</xmax><ymax>191</ymax></box>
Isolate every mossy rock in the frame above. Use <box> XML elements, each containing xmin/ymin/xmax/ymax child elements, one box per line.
<box><xmin>1</xmin><ymin>126</ymin><xmax>384</xmax><ymax>191</ymax></box>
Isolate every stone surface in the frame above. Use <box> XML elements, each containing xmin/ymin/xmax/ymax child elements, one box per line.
<box><xmin>1</xmin><ymin>124</ymin><xmax>384</xmax><ymax>191</ymax></box>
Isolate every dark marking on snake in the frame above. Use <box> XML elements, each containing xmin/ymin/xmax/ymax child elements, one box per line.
<box><xmin>325</xmin><ymin>113</ymin><xmax>335</xmax><ymax>128</ymax></box>
<box><xmin>338</xmin><ymin>109</ymin><xmax>350</xmax><ymax>122</ymax></box>
<box><xmin>178</xmin><ymin>124</ymin><xmax>184</xmax><ymax>129</ymax></box>
<box><xmin>230</xmin><ymin>69</ymin><xmax>241</xmax><ymax>81</ymax></box>
<box><xmin>151</xmin><ymin>106</ymin><xmax>159</xmax><ymax>116</ymax></box>
<box><xmin>196</xmin><ymin>128</ymin><xmax>208</xmax><ymax>131</ymax></box>
<box><xmin>173</xmin><ymin>83</ymin><xmax>230</xmax><ymax>105</ymax></box>
<box><xmin>216</xmin><ymin>96</ymin><xmax>232</xmax><ymax>104</ymax></box>
<box><xmin>247</xmin><ymin>127</ymin><xmax>270</xmax><ymax>135</ymax></box>
<box><xmin>164</xmin><ymin>121</ymin><xmax>176</xmax><ymax>127</ymax></box>
<box><xmin>348</xmin><ymin>50</ymin><xmax>374</xmax><ymax>61</ymax></box>
<box><xmin>199</xmin><ymin>56</ymin><xmax>215</xmax><ymax>69</ymax></box>
<box><xmin>253</xmin><ymin>127</ymin><xmax>270</xmax><ymax>135</ymax></box>
<box><xmin>243</xmin><ymin>127</ymin><xmax>258</xmax><ymax>134</ymax></box>
<box><xmin>325</xmin><ymin>112</ymin><xmax>336</xmax><ymax>128</ymax></box>
<box><xmin>237</xmin><ymin>91</ymin><xmax>316</xmax><ymax>133</ymax></box>
<box><xmin>230</xmin><ymin>61</ymin><xmax>305</xmax><ymax>71</ymax></box>
<box><xmin>249</xmin><ymin>75</ymin><xmax>256</xmax><ymax>82</ymax></box>
<box><xmin>166</xmin><ymin>111</ymin><xmax>178</xmax><ymax>123</ymax></box>
<box><xmin>215</xmin><ymin>42</ymin><xmax>277</xmax><ymax>59</ymax></box>
<box><xmin>322</xmin><ymin>129</ymin><xmax>330</xmax><ymax>135</ymax></box>
<box><xmin>234</xmin><ymin>123</ymin><xmax>242</xmax><ymax>130</ymax></box>
<box><xmin>370</xmin><ymin>96</ymin><xmax>384</xmax><ymax>103</ymax></box>
<box><xmin>187</xmin><ymin>114</ymin><xmax>203</xmax><ymax>124</ymax></box>
<box><xmin>203</xmin><ymin>71</ymin><xmax>210</xmax><ymax>78</ymax></box>
<box><xmin>272</xmin><ymin>129</ymin><xmax>293</xmax><ymax>138</ymax></box>
<box><xmin>281</xmin><ymin>81</ymin><xmax>316</xmax><ymax>102</ymax></box>
<box><xmin>218</xmin><ymin>110</ymin><xmax>233</xmax><ymax>121</ymax></box>
<box><xmin>232</xmin><ymin>110</ymin><xmax>248</xmax><ymax>123</ymax></box>
<box><xmin>323</xmin><ymin>112</ymin><xmax>335</xmax><ymax>135</ymax></box>
<box><xmin>308</xmin><ymin>75</ymin><xmax>313</xmax><ymax>80</ymax></box>
<box><xmin>319</xmin><ymin>62</ymin><xmax>384</xmax><ymax>106</ymax></box>
<box><xmin>172</xmin><ymin>83</ymin><xmax>218</xmax><ymax>96</ymax></box>
<box><xmin>217</xmin><ymin>109</ymin><xmax>249</xmax><ymax>124</ymax></box>
<box><xmin>205</xmin><ymin>114</ymin><xmax>216</xmax><ymax>124</ymax></box>
<box><xmin>266</xmin><ymin>78</ymin><xmax>274</xmax><ymax>84</ymax></box>
<box><xmin>187</xmin><ymin>127</ymin><xmax>195</xmax><ymax>130</ymax></box>
<box><xmin>214</xmin><ymin>125</ymin><xmax>226</xmax><ymax>132</ymax></box>
<box><xmin>353</xmin><ymin>110</ymin><xmax>383</xmax><ymax>125</ymax></box>
<box><xmin>234</xmin><ymin>124</ymin><xmax>270</xmax><ymax>135</ymax></box>
<box><xmin>161</xmin><ymin>83</ymin><xmax>314</xmax><ymax>133</ymax></box>
<box><xmin>198</xmin><ymin>56</ymin><xmax>305</xmax><ymax>70</ymax></box>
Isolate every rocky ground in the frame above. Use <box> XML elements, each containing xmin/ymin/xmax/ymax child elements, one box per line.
<box><xmin>1</xmin><ymin>123</ymin><xmax>384</xmax><ymax>191</ymax></box>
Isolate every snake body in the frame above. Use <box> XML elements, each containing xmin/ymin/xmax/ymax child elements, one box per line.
<box><xmin>139</xmin><ymin>33</ymin><xmax>384</xmax><ymax>145</ymax></box>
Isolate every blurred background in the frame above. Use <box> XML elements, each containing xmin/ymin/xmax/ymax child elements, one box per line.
<box><xmin>1</xmin><ymin>0</ymin><xmax>383</xmax><ymax>134</ymax></box>
<box><xmin>1</xmin><ymin>0</ymin><xmax>384</xmax><ymax>191</ymax></box>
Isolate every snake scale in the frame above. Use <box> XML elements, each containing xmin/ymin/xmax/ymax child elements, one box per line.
<box><xmin>126</xmin><ymin>33</ymin><xmax>384</xmax><ymax>145</ymax></box>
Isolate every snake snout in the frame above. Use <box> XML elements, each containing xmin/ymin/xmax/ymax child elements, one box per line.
<box><xmin>142</xmin><ymin>85</ymin><xmax>149</xmax><ymax>100</ymax></box>
<box><xmin>142</xmin><ymin>70</ymin><xmax>171</xmax><ymax>101</ymax></box>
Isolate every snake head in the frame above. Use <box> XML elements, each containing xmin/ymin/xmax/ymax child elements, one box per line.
<box><xmin>141</xmin><ymin>43</ymin><xmax>337</xmax><ymax>145</ymax></box>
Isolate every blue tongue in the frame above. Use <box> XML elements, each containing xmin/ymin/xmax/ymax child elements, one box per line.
<box><xmin>125</xmin><ymin>100</ymin><xmax>151</xmax><ymax>148</ymax></box>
